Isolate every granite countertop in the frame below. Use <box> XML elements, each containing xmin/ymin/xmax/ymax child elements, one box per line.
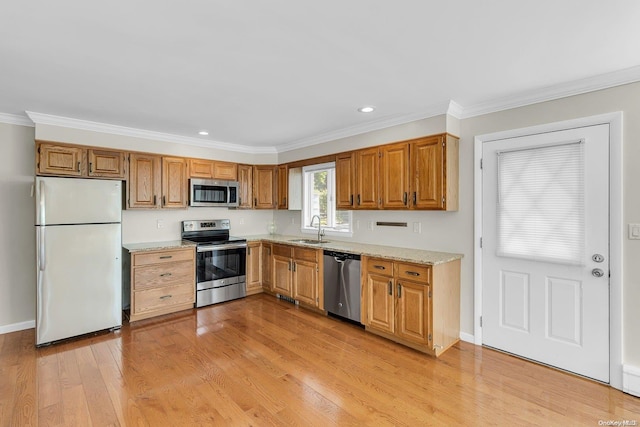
<box><xmin>123</xmin><ymin>240</ymin><xmax>196</xmax><ymax>253</ymax></box>
<box><xmin>243</xmin><ymin>234</ymin><xmax>463</xmax><ymax>265</ymax></box>
<box><xmin>122</xmin><ymin>235</ymin><xmax>462</xmax><ymax>265</ymax></box>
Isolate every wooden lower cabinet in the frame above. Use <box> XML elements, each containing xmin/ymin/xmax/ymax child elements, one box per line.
<box><xmin>363</xmin><ymin>256</ymin><xmax>459</xmax><ymax>356</ymax></box>
<box><xmin>125</xmin><ymin>247</ymin><xmax>195</xmax><ymax>322</ymax></box>
<box><xmin>261</xmin><ymin>243</ymin><xmax>273</xmax><ymax>290</ymax></box>
<box><xmin>269</xmin><ymin>243</ymin><xmax>319</xmax><ymax>307</ymax></box>
<box><xmin>246</xmin><ymin>242</ymin><xmax>262</xmax><ymax>295</ymax></box>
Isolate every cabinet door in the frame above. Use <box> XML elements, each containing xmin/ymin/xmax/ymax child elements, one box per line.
<box><xmin>336</xmin><ymin>152</ymin><xmax>355</xmax><ymax>209</ymax></box>
<box><xmin>246</xmin><ymin>243</ymin><xmax>262</xmax><ymax>294</ymax></box>
<box><xmin>355</xmin><ymin>147</ymin><xmax>379</xmax><ymax>209</ymax></box>
<box><xmin>87</xmin><ymin>149</ymin><xmax>126</xmax><ymax>179</ymax></box>
<box><xmin>213</xmin><ymin>161</ymin><xmax>237</xmax><ymax>180</ymax></box>
<box><xmin>162</xmin><ymin>157</ymin><xmax>188</xmax><ymax>208</ymax></box>
<box><xmin>272</xmin><ymin>255</ymin><xmax>292</xmax><ymax>296</ymax></box>
<box><xmin>253</xmin><ymin>165</ymin><xmax>276</xmax><ymax>209</ymax></box>
<box><xmin>38</xmin><ymin>143</ymin><xmax>84</xmax><ymax>176</ymax></box>
<box><xmin>128</xmin><ymin>153</ymin><xmax>161</xmax><ymax>209</ymax></box>
<box><xmin>237</xmin><ymin>164</ymin><xmax>253</xmax><ymax>209</ymax></box>
<box><xmin>411</xmin><ymin>136</ymin><xmax>444</xmax><ymax>209</ymax></box>
<box><xmin>396</xmin><ymin>280</ymin><xmax>430</xmax><ymax>345</ymax></box>
<box><xmin>293</xmin><ymin>259</ymin><xmax>317</xmax><ymax>307</ymax></box>
<box><xmin>277</xmin><ymin>165</ymin><xmax>288</xmax><ymax>209</ymax></box>
<box><xmin>189</xmin><ymin>159</ymin><xmax>214</xmax><ymax>178</ymax></box>
<box><xmin>365</xmin><ymin>273</ymin><xmax>395</xmax><ymax>334</ymax></box>
<box><xmin>261</xmin><ymin>243</ymin><xmax>273</xmax><ymax>289</ymax></box>
<box><xmin>380</xmin><ymin>142</ymin><xmax>410</xmax><ymax>209</ymax></box>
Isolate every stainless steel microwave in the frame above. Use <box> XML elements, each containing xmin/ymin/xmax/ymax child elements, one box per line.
<box><xmin>189</xmin><ymin>179</ymin><xmax>239</xmax><ymax>207</ymax></box>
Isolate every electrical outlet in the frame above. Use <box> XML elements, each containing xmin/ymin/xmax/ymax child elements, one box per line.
<box><xmin>356</xmin><ymin>220</ymin><xmax>360</xmax><ymax>230</ymax></box>
<box><xmin>157</xmin><ymin>219</ymin><xmax>164</xmax><ymax>229</ymax></box>
<box><xmin>239</xmin><ymin>218</ymin><xmax>245</xmax><ymax>225</ymax></box>
<box><xmin>367</xmin><ymin>221</ymin><xmax>374</xmax><ymax>231</ymax></box>
<box><xmin>413</xmin><ymin>222</ymin><xmax>421</xmax><ymax>234</ymax></box>
<box><xmin>290</xmin><ymin>217</ymin><xmax>295</xmax><ymax>225</ymax></box>
<box><xmin>629</xmin><ymin>223</ymin><xmax>640</xmax><ymax>240</ymax></box>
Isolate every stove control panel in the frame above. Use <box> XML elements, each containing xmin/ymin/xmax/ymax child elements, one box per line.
<box><xmin>182</xmin><ymin>219</ymin><xmax>230</xmax><ymax>232</ymax></box>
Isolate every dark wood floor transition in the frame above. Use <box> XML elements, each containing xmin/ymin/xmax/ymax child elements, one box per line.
<box><xmin>1</xmin><ymin>294</ymin><xmax>639</xmax><ymax>426</ymax></box>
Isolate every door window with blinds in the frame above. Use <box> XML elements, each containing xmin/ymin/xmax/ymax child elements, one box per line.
<box><xmin>496</xmin><ymin>141</ymin><xmax>585</xmax><ymax>265</ymax></box>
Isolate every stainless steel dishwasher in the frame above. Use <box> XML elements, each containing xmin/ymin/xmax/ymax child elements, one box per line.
<box><xmin>323</xmin><ymin>250</ymin><xmax>362</xmax><ymax>324</ymax></box>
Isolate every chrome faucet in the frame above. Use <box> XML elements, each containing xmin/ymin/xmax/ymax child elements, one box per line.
<box><xmin>310</xmin><ymin>215</ymin><xmax>325</xmax><ymax>242</ymax></box>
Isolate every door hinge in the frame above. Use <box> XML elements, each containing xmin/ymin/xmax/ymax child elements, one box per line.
<box><xmin>480</xmin><ymin>237</ymin><xmax>483</xmax><ymax>248</ymax></box>
<box><xmin>442</xmin><ymin>197</ymin><xmax>445</xmax><ymax>204</ymax></box>
<box><xmin>428</xmin><ymin>333</ymin><xmax>432</xmax><ymax>341</ymax></box>
<box><xmin>428</xmin><ymin>290</ymin><xmax>432</xmax><ymax>298</ymax></box>
<box><xmin>480</xmin><ymin>158</ymin><xmax>483</xmax><ymax>169</ymax></box>
<box><xmin>480</xmin><ymin>316</ymin><xmax>483</xmax><ymax>327</ymax></box>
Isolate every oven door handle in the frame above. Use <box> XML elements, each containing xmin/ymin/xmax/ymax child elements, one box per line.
<box><xmin>197</xmin><ymin>243</ymin><xmax>248</xmax><ymax>252</ymax></box>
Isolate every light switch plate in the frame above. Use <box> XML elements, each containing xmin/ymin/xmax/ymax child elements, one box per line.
<box><xmin>413</xmin><ymin>222</ymin><xmax>421</xmax><ymax>234</ymax></box>
<box><xmin>157</xmin><ymin>219</ymin><xmax>164</xmax><ymax>229</ymax></box>
<box><xmin>629</xmin><ymin>223</ymin><xmax>640</xmax><ymax>240</ymax></box>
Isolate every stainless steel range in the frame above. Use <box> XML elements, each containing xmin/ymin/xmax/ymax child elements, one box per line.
<box><xmin>181</xmin><ymin>219</ymin><xmax>247</xmax><ymax>307</ymax></box>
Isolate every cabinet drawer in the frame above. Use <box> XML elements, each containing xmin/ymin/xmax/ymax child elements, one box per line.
<box><xmin>133</xmin><ymin>283</ymin><xmax>194</xmax><ymax>314</ymax></box>
<box><xmin>133</xmin><ymin>260</ymin><xmax>194</xmax><ymax>290</ymax></box>
<box><xmin>366</xmin><ymin>258</ymin><xmax>393</xmax><ymax>276</ymax></box>
<box><xmin>293</xmin><ymin>247</ymin><xmax>318</xmax><ymax>263</ymax></box>
<box><xmin>396</xmin><ymin>263</ymin><xmax>431</xmax><ymax>283</ymax></box>
<box><xmin>133</xmin><ymin>248</ymin><xmax>194</xmax><ymax>266</ymax></box>
<box><xmin>273</xmin><ymin>244</ymin><xmax>293</xmax><ymax>258</ymax></box>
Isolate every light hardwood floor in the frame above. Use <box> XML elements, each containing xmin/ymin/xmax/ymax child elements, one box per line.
<box><xmin>1</xmin><ymin>294</ymin><xmax>639</xmax><ymax>426</ymax></box>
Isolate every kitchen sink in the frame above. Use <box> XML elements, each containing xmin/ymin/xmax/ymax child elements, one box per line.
<box><xmin>288</xmin><ymin>238</ymin><xmax>330</xmax><ymax>245</ymax></box>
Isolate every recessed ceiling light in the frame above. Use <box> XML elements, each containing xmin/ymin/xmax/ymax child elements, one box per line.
<box><xmin>358</xmin><ymin>106</ymin><xmax>375</xmax><ymax>113</ymax></box>
<box><xmin>198</xmin><ymin>130</ymin><xmax>209</xmax><ymax>136</ymax></box>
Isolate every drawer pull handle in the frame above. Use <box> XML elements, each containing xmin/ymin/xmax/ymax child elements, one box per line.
<box><xmin>397</xmin><ymin>284</ymin><xmax>402</xmax><ymax>298</ymax></box>
<box><xmin>388</xmin><ymin>281</ymin><xmax>392</xmax><ymax>295</ymax></box>
<box><xmin>374</xmin><ymin>265</ymin><xmax>386</xmax><ymax>270</ymax></box>
<box><xmin>160</xmin><ymin>273</ymin><xmax>172</xmax><ymax>277</ymax></box>
<box><xmin>159</xmin><ymin>255</ymin><xmax>173</xmax><ymax>259</ymax></box>
<box><xmin>405</xmin><ymin>271</ymin><xmax>420</xmax><ymax>276</ymax></box>
<box><xmin>159</xmin><ymin>294</ymin><xmax>173</xmax><ymax>300</ymax></box>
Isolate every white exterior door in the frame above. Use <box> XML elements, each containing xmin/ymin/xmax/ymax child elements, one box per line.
<box><xmin>482</xmin><ymin>124</ymin><xmax>610</xmax><ymax>382</ymax></box>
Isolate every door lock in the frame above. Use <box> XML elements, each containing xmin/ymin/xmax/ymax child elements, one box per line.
<box><xmin>592</xmin><ymin>254</ymin><xmax>605</xmax><ymax>263</ymax></box>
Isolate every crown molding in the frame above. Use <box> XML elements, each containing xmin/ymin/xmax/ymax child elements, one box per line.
<box><xmin>0</xmin><ymin>112</ymin><xmax>34</xmax><ymax>127</ymax></box>
<box><xmin>25</xmin><ymin>111</ymin><xmax>277</xmax><ymax>154</ymax></box>
<box><xmin>459</xmin><ymin>65</ymin><xmax>640</xmax><ymax>119</ymax></box>
<box><xmin>275</xmin><ymin>102</ymin><xmax>452</xmax><ymax>153</ymax></box>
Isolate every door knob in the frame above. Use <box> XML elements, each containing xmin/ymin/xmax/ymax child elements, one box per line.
<box><xmin>592</xmin><ymin>268</ymin><xmax>605</xmax><ymax>278</ymax></box>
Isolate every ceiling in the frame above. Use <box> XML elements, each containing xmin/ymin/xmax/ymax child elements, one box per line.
<box><xmin>1</xmin><ymin>1</ymin><xmax>639</xmax><ymax>152</ymax></box>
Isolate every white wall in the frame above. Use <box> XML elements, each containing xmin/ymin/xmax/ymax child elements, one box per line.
<box><xmin>0</xmin><ymin>122</ymin><xmax>36</xmax><ymax>330</ymax></box>
<box><xmin>2</xmin><ymin>82</ymin><xmax>639</xmax><ymax>371</ymax></box>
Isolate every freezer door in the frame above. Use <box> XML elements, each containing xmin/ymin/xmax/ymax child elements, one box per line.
<box><xmin>35</xmin><ymin>177</ymin><xmax>121</xmax><ymax>225</ymax></box>
<box><xmin>36</xmin><ymin>223</ymin><xmax>122</xmax><ymax>345</ymax></box>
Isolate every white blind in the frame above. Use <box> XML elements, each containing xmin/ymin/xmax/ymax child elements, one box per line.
<box><xmin>497</xmin><ymin>141</ymin><xmax>585</xmax><ymax>265</ymax></box>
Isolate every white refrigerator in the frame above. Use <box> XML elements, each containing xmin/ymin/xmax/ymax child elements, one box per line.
<box><xmin>35</xmin><ymin>176</ymin><xmax>122</xmax><ymax>346</ymax></box>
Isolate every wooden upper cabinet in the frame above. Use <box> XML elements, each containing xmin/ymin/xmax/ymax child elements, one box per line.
<box><xmin>336</xmin><ymin>152</ymin><xmax>355</xmax><ymax>209</ymax></box>
<box><xmin>355</xmin><ymin>147</ymin><xmax>379</xmax><ymax>209</ymax></box>
<box><xmin>189</xmin><ymin>159</ymin><xmax>238</xmax><ymax>180</ymax></box>
<box><xmin>253</xmin><ymin>165</ymin><xmax>276</xmax><ymax>209</ymax></box>
<box><xmin>213</xmin><ymin>161</ymin><xmax>237</xmax><ymax>180</ymax></box>
<box><xmin>380</xmin><ymin>142</ymin><xmax>410</xmax><ymax>209</ymax></box>
<box><xmin>410</xmin><ymin>135</ymin><xmax>458</xmax><ymax>211</ymax></box>
<box><xmin>237</xmin><ymin>164</ymin><xmax>253</xmax><ymax>209</ymax></box>
<box><xmin>128</xmin><ymin>153</ymin><xmax>161</xmax><ymax>209</ymax></box>
<box><xmin>161</xmin><ymin>157</ymin><xmax>188</xmax><ymax>208</ymax></box>
<box><xmin>37</xmin><ymin>143</ymin><xmax>84</xmax><ymax>176</ymax></box>
<box><xmin>277</xmin><ymin>165</ymin><xmax>288</xmax><ymax>209</ymax></box>
<box><xmin>189</xmin><ymin>158</ymin><xmax>214</xmax><ymax>178</ymax></box>
<box><xmin>87</xmin><ymin>149</ymin><xmax>126</xmax><ymax>179</ymax></box>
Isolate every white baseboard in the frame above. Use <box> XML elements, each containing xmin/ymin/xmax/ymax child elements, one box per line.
<box><xmin>459</xmin><ymin>332</ymin><xmax>475</xmax><ymax>344</ymax></box>
<box><xmin>623</xmin><ymin>364</ymin><xmax>640</xmax><ymax>397</ymax></box>
<box><xmin>0</xmin><ymin>319</ymin><xmax>35</xmax><ymax>335</ymax></box>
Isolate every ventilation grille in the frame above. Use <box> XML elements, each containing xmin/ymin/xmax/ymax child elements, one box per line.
<box><xmin>276</xmin><ymin>294</ymin><xmax>299</xmax><ymax>305</ymax></box>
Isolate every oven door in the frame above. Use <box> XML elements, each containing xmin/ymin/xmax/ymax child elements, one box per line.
<box><xmin>196</xmin><ymin>243</ymin><xmax>247</xmax><ymax>290</ymax></box>
<box><xmin>190</xmin><ymin>179</ymin><xmax>231</xmax><ymax>207</ymax></box>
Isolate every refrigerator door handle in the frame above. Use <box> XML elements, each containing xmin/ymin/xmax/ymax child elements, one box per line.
<box><xmin>39</xmin><ymin>180</ymin><xmax>46</xmax><ymax>271</ymax></box>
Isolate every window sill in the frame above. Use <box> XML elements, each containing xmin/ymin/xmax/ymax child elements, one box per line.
<box><xmin>300</xmin><ymin>228</ymin><xmax>353</xmax><ymax>238</ymax></box>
